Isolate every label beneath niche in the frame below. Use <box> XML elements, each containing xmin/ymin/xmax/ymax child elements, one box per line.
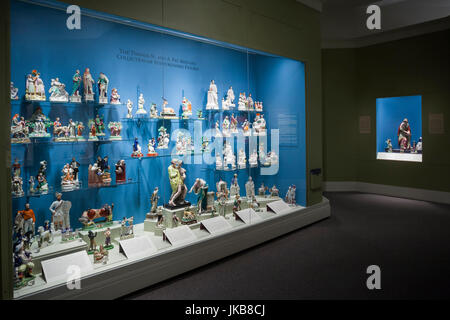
<box><xmin>119</xmin><ymin>236</ymin><xmax>157</xmax><ymax>259</ymax></box>
<box><xmin>200</xmin><ymin>216</ymin><xmax>233</xmax><ymax>235</ymax></box>
<box><xmin>163</xmin><ymin>225</ymin><xmax>197</xmax><ymax>246</ymax></box>
<box><xmin>41</xmin><ymin>251</ymin><xmax>93</xmax><ymax>284</ymax></box>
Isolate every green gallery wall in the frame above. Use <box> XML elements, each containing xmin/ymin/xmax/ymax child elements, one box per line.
<box><xmin>323</xmin><ymin>29</ymin><xmax>450</xmax><ymax>192</ymax></box>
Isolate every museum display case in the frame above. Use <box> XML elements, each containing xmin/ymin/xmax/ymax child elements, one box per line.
<box><xmin>7</xmin><ymin>0</ymin><xmax>329</xmax><ymax>299</ymax></box>
<box><xmin>376</xmin><ymin>95</ymin><xmax>423</xmax><ymax>162</ymax></box>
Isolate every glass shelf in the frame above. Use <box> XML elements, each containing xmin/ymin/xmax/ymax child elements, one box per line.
<box><xmin>10</xmin><ymin>99</ymin><xmax>125</xmax><ymax>109</ymax></box>
<box><xmin>11</xmin><ymin>137</ymin><xmax>134</xmax><ymax>146</ymax></box>
<box><xmin>121</xmin><ymin>117</ymin><xmax>206</xmax><ymax>122</ymax></box>
<box><xmin>121</xmin><ymin>152</ymin><xmax>206</xmax><ymax>161</ymax></box>
<box><xmin>204</xmin><ymin>109</ymin><xmax>264</xmax><ymax>114</ymax></box>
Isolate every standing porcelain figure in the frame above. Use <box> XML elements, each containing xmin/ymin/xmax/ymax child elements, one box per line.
<box><xmin>83</xmin><ymin>68</ymin><xmax>95</xmax><ymax>102</ymax></box>
<box><xmin>222</xmin><ymin>86</ymin><xmax>235</xmax><ymax>110</ymax></box>
<box><xmin>206</xmin><ymin>80</ymin><xmax>219</xmax><ymax>110</ymax></box>
<box><xmin>61</xmin><ymin>163</ymin><xmax>79</xmax><ymax>191</ymax></box>
<box><xmin>216</xmin><ymin>154</ymin><xmax>223</xmax><ymax>170</ymax></box>
<box><xmin>253</xmin><ymin>114</ymin><xmax>267</xmax><ymax>136</ymax></box>
<box><xmin>76</xmin><ymin>122</ymin><xmax>85</xmax><ymax>141</ymax></box>
<box><xmin>126</xmin><ymin>99</ymin><xmax>133</xmax><ymax>118</ymax></box>
<box><xmin>238</xmin><ymin>92</ymin><xmax>247</xmax><ymax>111</ymax></box>
<box><xmin>49</xmin><ymin>192</ymin><xmax>72</xmax><ymax>231</ymax></box>
<box><xmin>70</xmin><ymin>69</ymin><xmax>82</xmax><ymax>103</ymax></box>
<box><xmin>215</xmin><ymin>120</ymin><xmax>222</xmax><ymax>137</ymax></box>
<box><xmin>67</xmin><ymin>119</ymin><xmax>77</xmax><ymax>141</ymax></box>
<box><xmin>97</xmin><ymin>72</ymin><xmax>109</xmax><ymax>104</ymax></box>
<box><xmin>150</xmin><ymin>187</ymin><xmax>160</xmax><ymax>214</ymax></box>
<box><xmin>11</xmin><ymin>159</ymin><xmax>24</xmax><ymax>197</ymax></box>
<box><xmin>238</xmin><ymin>149</ymin><xmax>246</xmax><ymax>169</ymax></box>
<box><xmin>385</xmin><ymin>139</ymin><xmax>393</xmax><ymax>152</ymax></box>
<box><xmin>230</xmin><ymin>114</ymin><xmax>238</xmax><ymax>134</ymax></box>
<box><xmin>223</xmin><ymin>141</ymin><xmax>236</xmax><ymax>170</ymax></box>
<box><xmin>104</xmin><ymin>228</ymin><xmax>113</xmax><ymax>249</ymax></box>
<box><xmin>269</xmin><ymin>185</ymin><xmax>279</xmax><ymax>197</ymax></box>
<box><xmin>115</xmin><ymin>160</ymin><xmax>126</xmax><ymax>183</ymax></box>
<box><xmin>255</xmin><ymin>101</ymin><xmax>263</xmax><ymax>112</ymax></box>
<box><xmin>29</xmin><ymin>107</ymin><xmax>52</xmax><ymax>138</ymax></box>
<box><xmin>416</xmin><ymin>137</ymin><xmax>423</xmax><ymax>153</ymax></box>
<box><xmin>136</xmin><ymin>93</ymin><xmax>147</xmax><ymax>115</ymax></box>
<box><xmin>70</xmin><ymin>157</ymin><xmax>80</xmax><ymax>183</ymax></box>
<box><xmin>157</xmin><ymin>126</ymin><xmax>170</xmax><ymax>149</ymax></box>
<box><xmin>167</xmin><ymin>159</ymin><xmax>189</xmax><ymax>208</ymax></box>
<box><xmin>285</xmin><ymin>185</ymin><xmax>296</xmax><ymax>205</ymax></box>
<box><xmin>150</xmin><ymin>102</ymin><xmax>158</xmax><ymax>118</ymax></box>
<box><xmin>246</xmin><ymin>93</ymin><xmax>254</xmax><ymax>110</ymax></box>
<box><xmin>147</xmin><ymin>138</ymin><xmax>158</xmax><ymax>156</ymax></box>
<box><xmin>108</xmin><ymin>121</ymin><xmax>122</xmax><ymax>140</ymax></box>
<box><xmin>216</xmin><ymin>181</ymin><xmax>228</xmax><ymax>218</ymax></box>
<box><xmin>241</xmin><ymin>119</ymin><xmax>251</xmax><ymax>136</ymax></box>
<box><xmin>110</xmin><ymin>88</ymin><xmax>121</xmax><ymax>104</ymax></box>
<box><xmin>258</xmin><ymin>183</ymin><xmax>268</xmax><ymax>196</ymax></box>
<box><xmin>49</xmin><ymin>77</ymin><xmax>69</xmax><ymax>102</ymax></box>
<box><xmin>131</xmin><ymin>137</ymin><xmax>144</xmax><ymax>158</ymax></box>
<box><xmin>249</xmin><ymin>149</ymin><xmax>258</xmax><ymax>167</ymax></box>
<box><xmin>189</xmin><ymin>178</ymin><xmax>208</xmax><ymax>214</ymax></box>
<box><xmin>230</xmin><ymin>174</ymin><xmax>240</xmax><ymax>198</ymax></box>
<box><xmin>11</xmin><ymin>82</ymin><xmax>19</xmax><ymax>100</ymax></box>
<box><xmin>398</xmin><ymin>118</ymin><xmax>411</xmax><ymax>152</ymax></box>
<box><xmin>245</xmin><ymin>177</ymin><xmax>255</xmax><ymax>200</ymax></box>
<box><xmin>25</xmin><ymin>70</ymin><xmax>46</xmax><ymax>101</ymax></box>
<box><xmin>181</xmin><ymin>97</ymin><xmax>192</xmax><ymax>118</ymax></box>
<box><xmin>222</xmin><ymin>116</ymin><xmax>231</xmax><ymax>137</ymax></box>
<box><xmin>11</xmin><ymin>114</ymin><xmax>30</xmax><ymax>144</ymax></box>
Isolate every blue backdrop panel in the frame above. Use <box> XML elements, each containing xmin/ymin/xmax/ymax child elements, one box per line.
<box><xmin>10</xmin><ymin>0</ymin><xmax>306</xmax><ymax>229</ymax></box>
<box><xmin>376</xmin><ymin>95</ymin><xmax>422</xmax><ymax>152</ymax></box>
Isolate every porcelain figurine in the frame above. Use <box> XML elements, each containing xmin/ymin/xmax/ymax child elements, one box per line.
<box><xmin>15</xmin><ymin>203</ymin><xmax>36</xmax><ymax>240</ymax></box>
<box><xmin>37</xmin><ymin>223</ymin><xmax>53</xmax><ymax>250</ymax></box>
<box><xmin>253</xmin><ymin>114</ymin><xmax>266</xmax><ymax>136</ymax></box>
<box><xmin>88</xmin><ymin>119</ymin><xmax>98</xmax><ymax>141</ymax></box>
<box><xmin>232</xmin><ymin>194</ymin><xmax>242</xmax><ymax>219</ymax></box>
<box><xmin>216</xmin><ymin>186</ymin><xmax>227</xmax><ymax>218</ymax></box>
<box><xmin>215</xmin><ymin>120</ymin><xmax>222</xmax><ymax>137</ymax></box>
<box><xmin>167</xmin><ymin>159</ymin><xmax>189</xmax><ymax>208</ymax></box>
<box><xmin>269</xmin><ymin>185</ymin><xmax>279</xmax><ymax>197</ymax></box>
<box><xmin>87</xmin><ymin>230</ymin><xmax>97</xmax><ymax>252</ymax></box>
<box><xmin>258</xmin><ymin>183</ymin><xmax>268</xmax><ymax>196</ymax></box>
<box><xmin>28</xmin><ymin>176</ymin><xmax>36</xmax><ymax>194</ymax></box>
<box><xmin>126</xmin><ymin>99</ymin><xmax>133</xmax><ymax>118</ymax></box>
<box><xmin>150</xmin><ymin>102</ymin><xmax>158</xmax><ymax>118</ymax></box>
<box><xmin>245</xmin><ymin>177</ymin><xmax>255</xmax><ymax>200</ymax></box>
<box><xmin>181</xmin><ymin>210</ymin><xmax>197</xmax><ymax>225</ymax></box>
<box><xmin>255</xmin><ymin>101</ymin><xmax>263</xmax><ymax>112</ymax></box>
<box><xmin>249</xmin><ymin>149</ymin><xmax>258</xmax><ymax>167</ymax></box>
<box><xmin>97</xmin><ymin>72</ymin><xmax>109</xmax><ymax>104</ymax></box>
<box><xmin>79</xmin><ymin>203</ymin><xmax>114</xmax><ymax>228</ymax></box>
<box><xmin>70</xmin><ymin>69</ymin><xmax>82</xmax><ymax>103</ymax></box>
<box><xmin>398</xmin><ymin>118</ymin><xmax>411</xmax><ymax>152</ymax></box>
<box><xmin>88</xmin><ymin>156</ymin><xmax>111</xmax><ymax>186</ymax></box>
<box><xmin>230</xmin><ymin>174</ymin><xmax>240</xmax><ymax>198</ymax></box>
<box><xmin>13</xmin><ymin>238</ymin><xmax>35</xmax><ymax>289</ymax></box>
<box><xmin>246</xmin><ymin>93</ymin><xmax>254</xmax><ymax>110</ymax></box>
<box><xmin>83</xmin><ymin>68</ymin><xmax>95</xmax><ymax>102</ymax></box>
<box><xmin>147</xmin><ymin>138</ymin><xmax>158</xmax><ymax>156</ymax></box>
<box><xmin>25</xmin><ymin>70</ymin><xmax>46</xmax><ymax>101</ymax></box>
<box><xmin>115</xmin><ymin>159</ymin><xmax>126</xmax><ymax>183</ymax></box>
<box><xmin>249</xmin><ymin>195</ymin><xmax>261</xmax><ymax>212</ymax></box>
<box><xmin>197</xmin><ymin>110</ymin><xmax>204</xmax><ymax>120</ymax></box>
<box><xmin>108</xmin><ymin>121</ymin><xmax>122</xmax><ymax>140</ymax></box>
<box><xmin>416</xmin><ymin>137</ymin><xmax>422</xmax><ymax>153</ymax></box>
<box><xmin>222</xmin><ymin>116</ymin><xmax>231</xmax><ymax>137</ymax></box>
<box><xmin>161</xmin><ymin>98</ymin><xmax>177</xmax><ymax>118</ymax></box>
<box><xmin>11</xmin><ymin>159</ymin><xmax>24</xmax><ymax>197</ymax></box>
<box><xmin>189</xmin><ymin>178</ymin><xmax>208</xmax><ymax>214</ymax></box>
<box><xmin>11</xmin><ymin>82</ymin><xmax>19</xmax><ymax>100</ymax></box>
<box><xmin>216</xmin><ymin>154</ymin><xmax>223</xmax><ymax>170</ymax></box>
<box><xmin>49</xmin><ymin>77</ymin><xmax>69</xmax><ymax>102</ymax></box>
<box><xmin>285</xmin><ymin>185</ymin><xmax>296</xmax><ymax>205</ymax></box>
<box><xmin>201</xmin><ymin>136</ymin><xmax>210</xmax><ymax>152</ymax></box>
<box><xmin>136</xmin><ymin>93</ymin><xmax>147</xmax><ymax>115</ymax></box>
<box><xmin>131</xmin><ymin>137</ymin><xmax>144</xmax><ymax>158</ymax></box>
<box><xmin>150</xmin><ymin>187</ymin><xmax>160</xmax><ymax>214</ymax></box>
<box><xmin>76</xmin><ymin>122</ymin><xmax>85</xmax><ymax>141</ymax></box>
<box><xmin>110</xmin><ymin>88</ymin><xmax>121</xmax><ymax>104</ymax></box>
<box><xmin>49</xmin><ymin>192</ymin><xmax>72</xmax><ymax>231</ymax></box>
<box><xmin>242</xmin><ymin>119</ymin><xmax>251</xmax><ymax>136</ymax></box>
<box><xmin>238</xmin><ymin>92</ymin><xmax>247</xmax><ymax>111</ymax></box>
<box><xmin>67</xmin><ymin>119</ymin><xmax>77</xmax><ymax>141</ymax></box>
<box><xmin>206</xmin><ymin>80</ymin><xmax>219</xmax><ymax>110</ymax></box>
<box><xmin>120</xmin><ymin>217</ymin><xmax>134</xmax><ymax>240</ymax></box>
<box><xmin>223</xmin><ymin>141</ymin><xmax>236</xmax><ymax>170</ymax></box>
<box><xmin>35</xmin><ymin>160</ymin><xmax>49</xmax><ymax>193</ymax></box>
<box><xmin>157</xmin><ymin>126</ymin><xmax>170</xmax><ymax>149</ymax></box>
<box><xmin>93</xmin><ymin>245</ymin><xmax>109</xmax><ymax>264</ymax></box>
<box><xmin>258</xmin><ymin>142</ymin><xmax>267</xmax><ymax>165</ymax></box>
<box><xmin>70</xmin><ymin>157</ymin><xmax>80</xmax><ymax>182</ymax></box>
<box><xmin>230</xmin><ymin>114</ymin><xmax>238</xmax><ymax>134</ymax></box>
<box><xmin>181</xmin><ymin>97</ymin><xmax>193</xmax><ymax>118</ymax></box>
<box><xmin>95</xmin><ymin>115</ymin><xmax>105</xmax><ymax>136</ymax></box>
<box><xmin>11</xmin><ymin>114</ymin><xmax>30</xmax><ymax>144</ymax></box>
<box><xmin>385</xmin><ymin>139</ymin><xmax>393</xmax><ymax>152</ymax></box>
<box><xmin>53</xmin><ymin>118</ymin><xmax>70</xmax><ymax>141</ymax></box>
<box><xmin>221</xmin><ymin>86</ymin><xmax>235</xmax><ymax>110</ymax></box>
<box><xmin>28</xmin><ymin>107</ymin><xmax>52</xmax><ymax>138</ymax></box>
<box><xmin>237</xmin><ymin>149</ymin><xmax>246</xmax><ymax>169</ymax></box>
<box><xmin>61</xmin><ymin>163</ymin><xmax>80</xmax><ymax>191</ymax></box>
<box><xmin>104</xmin><ymin>228</ymin><xmax>113</xmax><ymax>249</ymax></box>
<box><xmin>267</xmin><ymin>151</ymin><xmax>279</xmax><ymax>166</ymax></box>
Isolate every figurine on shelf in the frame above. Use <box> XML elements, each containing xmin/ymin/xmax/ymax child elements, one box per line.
<box><xmin>68</xmin><ymin>119</ymin><xmax>77</xmax><ymax>141</ymax></box>
<box><xmin>11</xmin><ymin>114</ymin><xmax>30</xmax><ymax>144</ymax></box>
<box><xmin>201</xmin><ymin>136</ymin><xmax>210</xmax><ymax>153</ymax></box>
<box><xmin>167</xmin><ymin>159</ymin><xmax>190</xmax><ymax>208</ymax></box>
<box><xmin>76</xmin><ymin>121</ymin><xmax>85</xmax><ymax>141</ymax></box>
<box><xmin>88</xmin><ymin>156</ymin><xmax>111</xmax><ymax>185</ymax></box>
<box><xmin>11</xmin><ymin>159</ymin><xmax>24</xmax><ymax>197</ymax></box>
<box><xmin>223</xmin><ymin>141</ymin><xmax>236</xmax><ymax>170</ymax></box>
<box><xmin>53</xmin><ymin>118</ymin><xmax>70</xmax><ymax>142</ymax></box>
<box><xmin>35</xmin><ymin>160</ymin><xmax>49</xmax><ymax>193</ymax></box>
<box><xmin>416</xmin><ymin>137</ymin><xmax>423</xmax><ymax>153</ymax></box>
<box><xmin>385</xmin><ymin>139</ymin><xmax>393</xmax><ymax>152</ymax></box>
<box><xmin>94</xmin><ymin>115</ymin><xmax>105</xmax><ymax>136</ymax></box>
<box><xmin>206</xmin><ymin>80</ymin><xmax>219</xmax><ymax>110</ymax></box>
<box><xmin>157</xmin><ymin>126</ymin><xmax>170</xmax><ymax>149</ymax></box>
<box><xmin>70</xmin><ymin>157</ymin><xmax>80</xmax><ymax>182</ymax></box>
<box><xmin>230</xmin><ymin>114</ymin><xmax>238</xmax><ymax>134</ymax></box>
<box><xmin>285</xmin><ymin>185</ymin><xmax>296</xmax><ymax>205</ymax></box>
<box><xmin>197</xmin><ymin>110</ymin><xmax>204</xmax><ymax>120</ymax></box>
<box><xmin>246</xmin><ymin>93</ymin><xmax>254</xmax><ymax>110</ymax></box>
<box><xmin>398</xmin><ymin>118</ymin><xmax>411</xmax><ymax>152</ymax></box>
<box><xmin>61</xmin><ymin>163</ymin><xmax>79</xmax><ymax>191</ymax></box>
<box><xmin>97</xmin><ymin>72</ymin><xmax>109</xmax><ymax>104</ymax></box>
<box><xmin>249</xmin><ymin>195</ymin><xmax>261</xmax><ymax>212</ymax></box>
<box><xmin>269</xmin><ymin>185</ymin><xmax>279</xmax><ymax>197</ymax></box>
<box><xmin>241</xmin><ymin>119</ymin><xmax>251</xmax><ymax>136</ymax></box>
<box><xmin>222</xmin><ymin>116</ymin><xmax>231</xmax><ymax>137</ymax></box>
<box><xmin>49</xmin><ymin>192</ymin><xmax>72</xmax><ymax>231</ymax></box>
<box><xmin>70</xmin><ymin>69</ymin><xmax>82</xmax><ymax>103</ymax></box>
<box><xmin>222</xmin><ymin>86</ymin><xmax>235</xmax><ymax>110</ymax></box>
<box><xmin>88</xmin><ymin>120</ymin><xmax>98</xmax><ymax>141</ymax></box>
<box><xmin>120</xmin><ymin>217</ymin><xmax>134</xmax><ymax>240</ymax></box>
<box><xmin>266</xmin><ymin>151</ymin><xmax>279</xmax><ymax>166</ymax></box>
<box><xmin>232</xmin><ymin>194</ymin><xmax>242</xmax><ymax>219</ymax></box>
<box><xmin>181</xmin><ymin>210</ymin><xmax>197</xmax><ymax>225</ymax></box>
<box><xmin>230</xmin><ymin>174</ymin><xmax>240</xmax><ymax>198</ymax></box>
<box><xmin>181</xmin><ymin>97</ymin><xmax>192</xmax><ymax>118</ymax></box>
<box><xmin>150</xmin><ymin>102</ymin><xmax>158</xmax><ymax>118</ymax></box>
<box><xmin>216</xmin><ymin>154</ymin><xmax>223</xmax><ymax>170</ymax></box>
<box><xmin>104</xmin><ymin>227</ymin><xmax>113</xmax><ymax>249</ymax></box>
<box><xmin>216</xmin><ymin>179</ymin><xmax>229</xmax><ymax>218</ymax></box>
<box><xmin>215</xmin><ymin>120</ymin><xmax>222</xmax><ymax>137</ymax></box>
<box><xmin>255</xmin><ymin>101</ymin><xmax>263</xmax><ymax>112</ymax></box>
<box><xmin>135</xmin><ymin>93</ymin><xmax>147</xmax><ymax>115</ymax></box>
<box><xmin>28</xmin><ymin>107</ymin><xmax>52</xmax><ymax>138</ymax></box>
<box><xmin>110</xmin><ymin>88</ymin><xmax>121</xmax><ymax>104</ymax></box>
<box><xmin>108</xmin><ymin>121</ymin><xmax>122</xmax><ymax>140</ymax></box>
<box><xmin>245</xmin><ymin>177</ymin><xmax>255</xmax><ymax>200</ymax></box>
<box><xmin>258</xmin><ymin>183</ymin><xmax>268</xmax><ymax>197</ymax></box>
<box><xmin>25</xmin><ymin>70</ymin><xmax>46</xmax><ymax>101</ymax></box>
<box><xmin>258</xmin><ymin>142</ymin><xmax>267</xmax><ymax>165</ymax></box>
<box><xmin>49</xmin><ymin>77</ymin><xmax>69</xmax><ymax>102</ymax></box>
<box><xmin>161</xmin><ymin>98</ymin><xmax>177</xmax><ymax>118</ymax></box>
<box><xmin>147</xmin><ymin>138</ymin><xmax>158</xmax><ymax>157</ymax></box>
<box><xmin>126</xmin><ymin>99</ymin><xmax>133</xmax><ymax>118</ymax></box>
<box><xmin>28</xmin><ymin>176</ymin><xmax>36</xmax><ymax>194</ymax></box>
<box><xmin>253</xmin><ymin>114</ymin><xmax>266</xmax><ymax>136</ymax></box>
<box><xmin>83</xmin><ymin>68</ymin><xmax>95</xmax><ymax>102</ymax></box>
<box><xmin>37</xmin><ymin>222</ymin><xmax>53</xmax><ymax>249</ymax></box>
<box><xmin>87</xmin><ymin>230</ymin><xmax>97</xmax><ymax>252</ymax></box>
<box><xmin>115</xmin><ymin>159</ymin><xmax>126</xmax><ymax>183</ymax></box>
<box><xmin>189</xmin><ymin>178</ymin><xmax>208</xmax><ymax>214</ymax></box>
<box><xmin>11</xmin><ymin>82</ymin><xmax>19</xmax><ymax>100</ymax></box>
<box><xmin>16</xmin><ymin>203</ymin><xmax>36</xmax><ymax>237</ymax></box>
<box><xmin>150</xmin><ymin>187</ymin><xmax>160</xmax><ymax>214</ymax></box>
<box><xmin>93</xmin><ymin>245</ymin><xmax>109</xmax><ymax>264</ymax></box>
<box><xmin>249</xmin><ymin>149</ymin><xmax>258</xmax><ymax>168</ymax></box>
<box><xmin>238</xmin><ymin>92</ymin><xmax>247</xmax><ymax>111</ymax></box>
<box><xmin>238</xmin><ymin>149</ymin><xmax>246</xmax><ymax>169</ymax></box>
<box><xmin>175</xmin><ymin>132</ymin><xmax>187</xmax><ymax>155</ymax></box>
<box><xmin>13</xmin><ymin>238</ymin><xmax>35</xmax><ymax>289</ymax></box>
<box><xmin>131</xmin><ymin>137</ymin><xmax>144</xmax><ymax>158</ymax></box>
<box><xmin>79</xmin><ymin>203</ymin><xmax>114</xmax><ymax>228</ymax></box>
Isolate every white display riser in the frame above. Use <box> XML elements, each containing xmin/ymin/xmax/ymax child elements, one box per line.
<box><xmin>14</xmin><ymin>197</ymin><xmax>330</xmax><ymax>300</ymax></box>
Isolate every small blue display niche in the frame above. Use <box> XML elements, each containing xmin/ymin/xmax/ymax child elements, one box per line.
<box><xmin>376</xmin><ymin>95</ymin><xmax>422</xmax><ymax>162</ymax></box>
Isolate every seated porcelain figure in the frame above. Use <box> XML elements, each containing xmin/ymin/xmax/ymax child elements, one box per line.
<box><xmin>221</xmin><ymin>86</ymin><xmax>235</xmax><ymax>110</ymax></box>
<box><xmin>49</xmin><ymin>78</ymin><xmax>69</xmax><ymax>102</ymax></box>
<box><xmin>108</xmin><ymin>122</ymin><xmax>122</xmax><ymax>140</ymax></box>
<box><xmin>150</xmin><ymin>103</ymin><xmax>158</xmax><ymax>118</ymax></box>
<box><xmin>206</xmin><ymin>80</ymin><xmax>219</xmax><ymax>110</ymax></box>
<box><xmin>110</xmin><ymin>88</ymin><xmax>121</xmax><ymax>104</ymax></box>
<box><xmin>157</xmin><ymin>126</ymin><xmax>170</xmax><ymax>149</ymax></box>
<box><xmin>249</xmin><ymin>149</ymin><xmax>258</xmax><ymax>167</ymax></box>
<box><xmin>267</xmin><ymin>151</ymin><xmax>279</xmax><ymax>166</ymax></box>
<box><xmin>253</xmin><ymin>114</ymin><xmax>267</xmax><ymax>136</ymax></box>
<box><xmin>136</xmin><ymin>93</ymin><xmax>147</xmax><ymax>115</ymax></box>
<box><xmin>238</xmin><ymin>92</ymin><xmax>247</xmax><ymax>111</ymax></box>
<box><xmin>223</xmin><ymin>141</ymin><xmax>236</xmax><ymax>170</ymax></box>
<box><xmin>241</xmin><ymin>119</ymin><xmax>251</xmax><ymax>136</ymax></box>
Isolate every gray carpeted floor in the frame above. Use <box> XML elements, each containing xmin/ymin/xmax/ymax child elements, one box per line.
<box><xmin>123</xmin><ymin>192</ymin><xmax>450</xmax><ymax>299</ymax></box>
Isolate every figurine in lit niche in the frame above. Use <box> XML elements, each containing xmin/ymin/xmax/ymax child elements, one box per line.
<box><xmin>11</xmin><ymin>114</ymin><xmax>30</xmax><ymax>144</ymax></box>
<box><xmin>181</xmin><ymin>97</ymin><xmax>192</xmax><ymax>118</ymax></box>
<box><xmin>222</xmin><ymin>86</ymin><xmax>235</xmax><ymax>110</ymax></box>
<box><xmin>206</xmin><ymin>80</ymin><xmax>219</xmax><ymax>110</ymax></box>
<box><xmin>120</xmin><ymin>217</ymin><xmax>134</xmax><ymax>240</ymax></box>
<box><xmin>269</xmin><ymin>185</ymin><xmax>279</xmax><ymax>197</ymax></box>
<box><xmin>238</xmin><ymin>149</ymin><xmax>246</xmax><ymax>169</ymax></box>
<box><xmin>416</xmin><ymin>137</ymin><xmax>423</xmax><ymax>153</ymax></box>
<box><xmin>28</xmin><ymin>107</ymin><xmax>52</xmax><ymax>138</ymax></box>
<box><xmin>87</xmin><ymin>230</ymin><xmax>97</xmax><ymax>252</ymax></box>
<box><xmin>150</xmin><ymin>102</ymin><xmax>158</xmax><ymax>118</ymax></box>
<box><xmin>49</xmin><ymin>192</ymin><xmax>72</xmax><ymax>231</ymax></box>
<box><xmin>230</xmin><ymin>174</ymin><xmax>240</xmax><ymax>198</ymax></box>
<box><xmin>93</xmin><ymin>245</ymin><xmax>109</xmax><ymax>264</ymax></box>
<box><xmin>110</xmin><ymin>88</ymin><xmax>121</xmax><ymax>104</ymax></box>
<box><xmin>76</xmin><ymin>121</ymin><xmax>85</xmax><ymax>141</ymax></box>
<box><xmin>10</xmin><ymin>82</ymin><xmax>19</xmax><ymax>100</ymax></box>
<box><xmin>13</xmin><ymin>238</ymin><xmax>35</xmax><ymax>289</ymax></box>
<box><xmin>258</xmin><ymin>183</ymin><xmax>268</xmax><ymax>196</ymax></box>
<box><xmin>70</xmin><ymin>157</ymin><xmax>80</xmax><ymax>182</ymax></box>
<box><xmin>97</xmin><ymin>72</ymin><xmax>109</xmax><ymax>104</ymax></box>
<box><xmin>189</xmin><ymin>178</ymin><xmax>209</xmax><ymax>214</ymax></box>
<box><xmin>131</xmin><ymin>137</ymin><xmax>144</xmax><ymax>158</ymax></box>
<box><xmin>222</xmin><ymin>115</ymin><xmax>231</xmax><ymax>137</ymax></box>
<box><xmin>167</xmin><ymin>159</ymin><xmax>189</xmax><ymax>208</ymax></box>
<box><xmin>70</xmin><ymin>69</ymin><xmax>82</xmax><ymax>103</ymax></box>
<box><xmin>157</xmin><ymin>126</ymin><xmax>170</xmax><ymax>149</ymax></box>
<box><xmin>230</xmin><ymin>114</ymin><xmax>238</xmax><ymax>134</ymax></box>
<box><xmin>126</xmin><ymin>99</ymin><xmax>133</xmax><ymax>118</ymax></box>
<box><xmin>61</xmin><ymin>163</ymin><xmax>79</xmax><ymax>191</ymax></box>
<box><xmin>161</xmin><ymin>98</ymin><xmax>177</xmax><ymax>118</ymax></box>
<box><xmin>147</xmin><ymin>138</ymin><xmax>158</xmax><ymax>157</ymax></box>
<box><xmin>83</xmin><ymin>68</ymin><xmax>95</xmax><ymax>102</ymax></box>
<box><xmin>25</xmin><ymin>70</ymin><xmax>46</xmax><ymax>101</ymax></box>
<box><xmin>285</xmin><ymin>185</ymin><xmax>296</xmax><ymax>205</ymax></box>
<box><xmin>49</xmin><ymin>77</ymin><xmax>69</xmax><ymax>102</ymax></box>
<box><xmin>215</xmin><ymin>120</ymin><xmax>222</xmax><ymax>137</ymax></box>
<box><xmin>255</xmin><ymin>101</ymin><xmax>263</xmax><ymax>112</ymax></box>
<box><xmin>238</xmin><ymin>92</ymin><xmax>247</xmax><ymax>111</ymax></box>
<box><xmin>11</xmin><ymin>158</ymin><xmax>24</xmax><ymax>197</ymax></box>
<box><xmin>115</xmin><ymin>160</ymin><xmax>126</xmax><ymax>183</ymax></box>
<box><xmin>150</xmin><ymin>187</ymin><xmax>160</xmax><ymax>214</ymax></box>
<box><xmin>398</xmin><ymin>118</ymin><xmax>411</xmax><ymax>152</ymax></box>
<box><xmin>246</xmin><ymin>93</ymin><xmax>254</xmax><ymax>110</ymax></box>
<box><xmin>245</xmin><ymin>177</ymin><xmax>255</xmax><ymax>200</ymax></box>
<box><xmin>223</xmin><ymin>141</ymin><xmax>236</xmax><ymax>170</ymax></box>
<box><xmin>232</xmin><ymin>194</ymin><xmax>242</xmax><ymax>219</ymax></box>
<box><xmin>79</xmin><ymin>203</ymin><xmax>114</xmax><ymax>228</ymax></box>
<box><xmin>385</xmin><ymin>139</ymin><xmax>393</xmax><ymax>152</ymax></box>
<box><xmin>136</xmin><ymin>93</ymin><xmax>147</xmax><ymax>115</ymax></box>
<box><xmin>108</xmin><ymin>121</ymin><xmax>122</xmax><ymax>140</ymax></box>
<box><xmin>253</xmin><ymin>114</ymin><xmax>266</xmax><ymax>136</ymax></box>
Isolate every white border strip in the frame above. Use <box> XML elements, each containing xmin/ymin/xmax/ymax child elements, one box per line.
<box><xmin>324</xmin><ymin>181</ymin><xmax>450</xmax><ymax>205</ymax></box>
